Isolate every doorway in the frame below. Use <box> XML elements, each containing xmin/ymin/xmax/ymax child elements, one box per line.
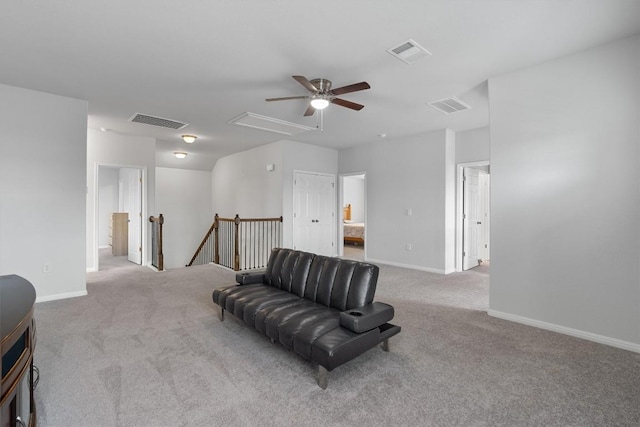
<box><xmin>96</xmin><ymin>165</ymin><xmax>144</xmax><ymax>271</ymax></box>
<box><xmin>339</xmin><ymin>173</ymin><xmax>366</xmax><ymax>261</ymax></box>
<box><xmin>456</xmin><ymin>162</ymin><xmax>490</xmax><ymax>271</ymax></box>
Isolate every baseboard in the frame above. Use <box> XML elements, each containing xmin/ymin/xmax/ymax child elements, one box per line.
<box><xmin>86</xmin><ymin>267</ymin><xmax>98</xmax><ymax>273</ymax></box>
<box><xmin>488</xmin><ymin>309</ymin><xmax>640</xmax><ymax>354</ymax></box>
<box><xmin>36</xmin><ymin>290</ymin><xmax>88</xmax><ymax>303</ymax></box>
<box><xmin>366</xmin><ymin>258</ymin><xmax>446</xmax><ymax>274</ymax></box>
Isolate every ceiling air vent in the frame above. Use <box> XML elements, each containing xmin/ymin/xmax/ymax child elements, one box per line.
<box><xmin>428</xmin><ymin>97</ymin><xmax>471</xmax><ymax>114</ymax></box>
<box><xmin>129</xmin><ymin>113</ymin><xmax>189</xmax><ymax>130</ymax></box>
<box><xmin>387</xmin><ymin>39</ymin><xmax>432</xmax><ymax>64</ymax></box>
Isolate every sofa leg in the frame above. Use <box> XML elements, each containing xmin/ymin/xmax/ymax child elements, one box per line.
<box><xmin>382</xmin><ymin>338</ymin><xmax>390</xmax><ymax>352</ymax></box>
<box><xmin>317</xmin><ymin>365</ymin><xmax>328</xmax><ymax>390</ymax></box>
<box><xmin>218</xmin><ymin>307</ymin><xmax>225</xmax><ymax>322</ymax></box>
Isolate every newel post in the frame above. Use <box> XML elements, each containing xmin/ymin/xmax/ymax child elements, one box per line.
<box><xmin>234</xmin><ymin>214</ymin><xmax>240</xmax><ymax>271</ymax></box>
<box><xmin>213</xmin><ymin>213</ymin><xmax>220</xmax><ymax>265</ymax></box>
<box><xmin>157</xmin><ymin>214</ymin><xmax>164</xmax><ymax>271</ymax></box>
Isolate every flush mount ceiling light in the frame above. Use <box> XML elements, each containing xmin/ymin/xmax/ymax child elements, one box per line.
<box><xmin>181</xmin><ymin>134</ymin><xmax>197</xmax><ymax>143</ymax></box>
<box><xmin>174</xmin><ymin>152</ymin><xmax>187</xmax><ymax>159</ymax></box>
<box><xmin>310</xmin><ymin>96</ymin><xmax>330</xmax><ymax>110</ymax></box>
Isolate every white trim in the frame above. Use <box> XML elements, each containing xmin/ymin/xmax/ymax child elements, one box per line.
<box><xmin>488</xmin><ymin>309</ymin><xmax>640</xmax><ymax>354</ymax></box>
<box><xmin>86</xmin><ymin>267</ymin><xmax>98</xmax><ymax>273</ymax></box>
<box><xmin>36</xmin><ymin>290</ymin><xmax>88</xmax><ymax>303</ymax></box>
<box><xmin>366</xmin><ymin>258</ymin><xmax>450</xmax><ymax>275</ymax></box>
<box><xmin>93</xmin><ymin>163</ymin><xmax>149</xmax><ymax>272</ymax></box>
<box><xmin>456</xmin><ymin>160</ymin><xmax>490</xmax><ymax>272</ymax></box>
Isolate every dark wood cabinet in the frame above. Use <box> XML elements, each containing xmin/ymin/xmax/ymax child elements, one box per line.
<box><xmin>0</xmin><ymin>275</ymin><xmax>37</xmax><ymax>427</ymax></box>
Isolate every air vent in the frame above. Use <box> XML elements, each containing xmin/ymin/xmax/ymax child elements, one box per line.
<box><xmin>129</xmin><ymin>113</ymin><xmax>189</xmax><ymax>130</ymax></box>
<box><xmin>387</xmin><ymin>39</ymin><xmax>432</xmax><ymax>64</ymax></box>
<box><xmin>228</xmin><ymin>112</ymin><xmax>316</xmax><ymax>136</ymax></box>
<box><xmin>428</xmin><ymin>97</ymin><xmax>471</xmax><ymax>114</ymax></box>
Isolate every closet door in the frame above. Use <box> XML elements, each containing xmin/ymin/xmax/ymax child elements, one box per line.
<box><xmin>293</xmin><ymin>171</ymin><xmax>336</xmax><ymax>256</ymax></box>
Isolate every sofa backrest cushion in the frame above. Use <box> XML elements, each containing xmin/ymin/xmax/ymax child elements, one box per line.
<box><xmin>265</xmin><ymin>248</ymin><xmax>379</xmax><ymax>311</ymax></box>
<box><xmin>265</xmin><ymin>248</ymin><xmax>313</xmax><ymax>295</ymax></box>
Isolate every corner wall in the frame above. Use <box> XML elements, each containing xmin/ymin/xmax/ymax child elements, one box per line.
<box><xmin>211</xmin><ymin>139</ymin><xmax>338</xmax><ymax>251</ymax></box>
<box><xmin>0</xmin><ymin>84</ymin><xmax>88</xmax><ymax>301</ymax></box>
<box><xmin>489</xmin><ymin>35</ymin><xmax>640</xmax><ymax>349</ymax></box>
<box><xmin>87</xmin><ymin>129</ymin><xmax>156</xmax><ymax>271</ymax></box>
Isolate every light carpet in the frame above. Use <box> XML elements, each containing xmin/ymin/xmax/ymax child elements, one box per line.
<box><xmin>33</xmin><ymin>252</ymin><xmax>640</xmax><ymax>426</ymax></box>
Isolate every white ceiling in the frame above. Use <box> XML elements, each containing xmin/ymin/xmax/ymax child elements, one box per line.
<box><xmin>1</xmin><ymin>0</ymin><xmax>638</xmax><ymax>171</ymax></box>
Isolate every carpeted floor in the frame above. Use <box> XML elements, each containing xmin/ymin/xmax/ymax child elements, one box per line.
<box><xmin>33</xmin><ymin>251</ymin><xmax>640</xmax><ymax>426</ymax></box>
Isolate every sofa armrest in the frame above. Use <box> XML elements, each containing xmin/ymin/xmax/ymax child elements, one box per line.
<box><xmin>339</xmin><ymin>302</ymin><xmax>394</xmax><ymax>333</ymax></box>
<box><xmin>235</xmin><ymin>271</ymin><xmax>266</xmax><ymax>285</ymax></box>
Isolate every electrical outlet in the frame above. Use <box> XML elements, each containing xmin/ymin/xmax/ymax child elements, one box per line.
<box><xmin>43</xmin><ymin>263</ymin><xmax>52</xmax><ymax>273</ymax></box>
<box><xmin>406</xmin><ymin>243</ymin><xmax>412</xmax><ymax>251</ymax></box>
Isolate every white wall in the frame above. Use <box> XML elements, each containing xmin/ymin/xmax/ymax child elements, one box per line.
<box><xmin>343</xmin><ymin>175</ymin><xmax>365</xmax><ymax>222</ymax></box>
<box><xmin>339</xmin><ymin>129</ymin><xmax>456</xmax><ymax>273</ymax></box>
<box><xmin>98</xmin><ymin>167</ymin><xmax>119</xmax><ymax>247</ymax></box>
<box><xmin>281</xmin><ymin>140</ymin><xmax>338</xmax><ymax>250</ymax></box>
<box><xmin>456</xmin><ymin>126</ymin><xmax>490</xmax><ymax>164</ymax></box>
<box><xmin>489</xmin><ymin>35</ymin><xmax>640</xmax><ymax>349</ymax></box>
<box><xmin>156</xmin><ymin>167</ymin><xmax>213</xmax><ymax>269</ymax></box>
<box><xmin>211</xmin><ymin>139</ymin><xmax>338</xmax><ymax>251</ymax></box>
<box><xmin>0</xmin><ymin>84</ymin><xmax>87</xmax><ymax>301</ymax></box>
<box><xmin>211</xmin><ymin>142</ymin><xmax>284</xmax><ymax>217</ymax></box>
<box><xmin>87</xmin><ymin>129</ymin><xmax>156</xmax><ymax>271</ymax></box>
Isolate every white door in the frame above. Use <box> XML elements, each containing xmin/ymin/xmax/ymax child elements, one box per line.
<box><xmin>463</xmin><ymin>168</ymin><xmax>482</xmax><ymax>270</ymax></box>
<box><xmin>293</xmin><ymin>172</ymin><xmax>335</xmax><ymax>256</ymax></box>
<box><xmin>121</xmin><ymin>168</ymin><xmax>142</xmax><ymax>265</ymax></box>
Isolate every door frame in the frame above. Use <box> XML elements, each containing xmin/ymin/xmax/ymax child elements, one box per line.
<box><xmin>338</xmin><ymin>172</ymin><xmax>367</xmax><ymax>259</ymax></box>
<box><xmin>93</xmin><ymin>162</ymin><xmax>148</xmax><ymax>272</ymax></box>
<box><xmin>455</xmin><ymin>161</ymin><xmax>489</xmax><ymax>272</ymax></box>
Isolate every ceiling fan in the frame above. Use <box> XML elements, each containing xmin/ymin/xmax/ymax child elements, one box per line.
<box><xmin>266</xmin><ymin>75</ymin><xmax>370</xmax><ymax>116</ymax></box>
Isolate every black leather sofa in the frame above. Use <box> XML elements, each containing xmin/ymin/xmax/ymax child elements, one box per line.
<box><xmin>212</xmin><ymin>248</ymin><xmax>401</xmax><ymax>389</ymax></box>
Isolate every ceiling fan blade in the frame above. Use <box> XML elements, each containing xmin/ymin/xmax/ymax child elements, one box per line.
<box><xmin>265</xmin><ymin>96</ymin><xmax>308</xmax><ymax>102</ymax></box>
<box><xmin>330</xmin><ymin>81</ymin><xmax>370</xmax><ymax>96</ymax></box>
<box><xmin>331</xmin><ymin>98</ymin><xmax>365</xmax><ymax>111</ymax></box>
<box><xmin>292</xmin><ymin>75</ymin><xmax>318</xmax><ymax>92</ymax></box>
<box><xmin>303</xmin><ymin>104</ymin><xmax>316</xmax><ymax>116</ymax></box>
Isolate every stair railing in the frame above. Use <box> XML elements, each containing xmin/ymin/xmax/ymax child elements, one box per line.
<box><xmin>148</xmin><ymin>214</ymin><xmax>164</xmax><ymax>271</ymax></box>
<box><xmin>188</xmin><ymin>214</ymin><xmax>283</xmax><ymax>271</ymax></box>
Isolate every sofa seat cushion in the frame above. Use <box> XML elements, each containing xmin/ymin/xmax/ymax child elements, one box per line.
<box><xmin>264</xmin><ymin>300</ymin><xmax>336</xmax><ymax>341</ymax></box>
<box><xmin>292</xmin><ymin>315</ymin><xmax>341</xmax><ymax>360</ymax></box>
<box><xmin>215</xmin><ymin>284</ymin><xmax>283</xmax><ymax>315</ymax></box>
<box><xmin>240</xmin><ymin>292</ymin><xmax>302</xmax><ymax>327</ymax></box>
<box><xmin>213</xmin><ymin>283</ymin><xmax>264</xmax><ymax>307</ymax></box>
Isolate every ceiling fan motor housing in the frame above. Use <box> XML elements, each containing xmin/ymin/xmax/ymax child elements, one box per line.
<box><xmin>310</xmin><ymin>78</ymin><xmax>332</xmax><ymax>94</ymax></box>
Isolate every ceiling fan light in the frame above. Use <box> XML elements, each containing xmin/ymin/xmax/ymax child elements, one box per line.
<box><xmin>181</xmin><ymin>134</ymin><xmax>197</xmax><ymax>143</ymax></box>
<box><xmin>174</xmin><ymin>152</ymin><xmax>188</xmax><ymax>159</ymax></box>
<box><xmin>310</xmin><ymin>98</ymin><xmax>329</xmax><ymax>110</ymax></box>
